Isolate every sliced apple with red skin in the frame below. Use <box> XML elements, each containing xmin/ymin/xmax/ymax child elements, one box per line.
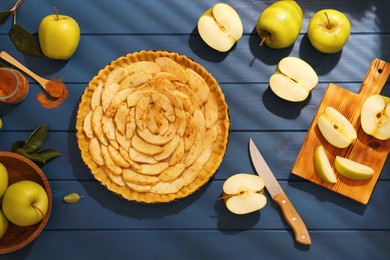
<box><xmin>313</xmin><ymin>145</ymin><xmax>337</xmax><ymax>184</ymax></box>
<box><xmin>334</xmin><ymin>156</ymin><xmax>374</xmax><ymax>180</ymax></box>
<box><xmin>222</xmin><ymin>173</ymin><xmax>267</xmax><ymax>215</ymax></box>
<box><xmin>269</xmin><ymin>57</ymin><xmax>318</xmax><ymax>102</ymax></box>
<box><xmin>317</xmin><ymin>106</ymin><xmax>357</xmax><ymax>148</ymax></box>
<box><xmin>198</xmin><ymin>3</ymin><xmax>243</xmax><ymax>52</ymax></box>
<box><xmin>361</xmin><ymin>95</ymin><xmax>390</xmax><ymax>140</ymax></box>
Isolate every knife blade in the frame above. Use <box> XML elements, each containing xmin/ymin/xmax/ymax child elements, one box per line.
<box><xmin>249</xmin><ymin>138</ymin><xmax>311</xmax><ymax>245</ymax></box>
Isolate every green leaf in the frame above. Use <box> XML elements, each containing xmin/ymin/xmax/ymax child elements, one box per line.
<box><xmin>9</xmin><ymin>24</ymin><xmax>41</xmax><ymax>56</ymax></box>
<box><xmin>10</xmin><ymin>140</ymin><xmax>26</xmax><ymax>152</ymax></box>
<box><xmin>14</xmin><ymin>148</ymin><xmax>47</xmax><ymax>163</ymax></box>
<box><xmin>22</xmin><ymin>124</ymin><xmax>48</xmax><ymax>153</ymax></box>
<box><xmin>31</xmin><ymin>149</ymin><xmax>61</xmax><ymax>162</ymax></box>
<box><xmin>0</xmin><ymin>11</ymin><xmax>12</xmax><ymax>26</ymax></box>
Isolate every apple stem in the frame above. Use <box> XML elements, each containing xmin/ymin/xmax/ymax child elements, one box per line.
<box><xmin>324</xmin><ymin>12</ymin><xmax>332</xmax><ymax>30</ymax></box>
<box><xmin>259</xmin><ymin>37</ymin><xmax>266</xmax><ymax>46</ymax></box>
<box><xmin>53</xmin><ymin>6</ymin><xmax>59</xmax><ymax>20</ymax></box>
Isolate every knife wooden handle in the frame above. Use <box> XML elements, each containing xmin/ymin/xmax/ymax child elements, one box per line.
<box><xmin>273</xmin><ymin>191</ymin><xmax>311</xmax><ymax>245</ymax></box>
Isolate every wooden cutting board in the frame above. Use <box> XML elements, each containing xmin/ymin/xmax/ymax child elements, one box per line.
<box><xmin>292</xmin><ymin>58</ymin><xmax>390</xmax><ymax>204</ymax></box>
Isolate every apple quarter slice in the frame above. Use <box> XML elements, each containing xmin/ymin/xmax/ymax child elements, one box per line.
<box><xmin>313</xmin><ymin>145</ymin><xmax>337</xmax><ymax>184</ymax></box>
<box><xmin>198</xmin><ymin>3</ymin><xmax>243</xmax><ymax>52</ymax></box>
<box><xmin>334</xmin><ymin>156</ymin><xmax>374</xmax><ymax>180</ymax></box>
<box><xmin>317</xmin><ymin>106</ymin><xmax>357</xmax><ymax>148</ymax></box>
<box><xmin>269</xmin><ymin>57</ymin><xmax>318</xmax><ymax>102</ymax></box>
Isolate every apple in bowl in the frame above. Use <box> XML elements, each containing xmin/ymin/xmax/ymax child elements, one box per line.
<box><xmin>0</xmin><ymin>152</ymin><xmax>52</xmax><ymax>254</ymax></box>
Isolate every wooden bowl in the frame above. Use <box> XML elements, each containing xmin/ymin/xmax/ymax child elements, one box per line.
<box><xmin>0</xmin><ymin>151</ymin><xmax>52</xmax><ymax>254</ymax></box>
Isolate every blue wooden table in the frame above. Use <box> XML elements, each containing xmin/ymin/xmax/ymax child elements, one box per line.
<box><xmin>1</xmin><ymin>0</ymin><xmax>389</xmax><ymax>259</ymax></box>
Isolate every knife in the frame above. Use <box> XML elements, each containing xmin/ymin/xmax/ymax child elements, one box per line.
<box><xmin>249</xmin><ymin>138</ymin><xmax>311</xmax><ymax>245</ymax></box>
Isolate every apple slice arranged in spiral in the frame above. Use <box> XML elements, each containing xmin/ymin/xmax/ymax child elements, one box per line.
<box><xmin>360</xmin><ymin>95</ymin><xmax>390</xmax><ymax>140</ymax></box>
<box><xmin>222</xmin><ymin>173</ymin><xmax>267</xmax><ymax>215</ymax></box>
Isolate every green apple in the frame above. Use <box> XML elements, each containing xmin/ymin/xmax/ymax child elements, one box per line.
<box><xmin>2</xmin><ymin>180</ymin><xmax>49</xmax><ymax>226</ymax></box>
<box><xmin>0</xmin><ymin>209</ymin><xmax>8</xmax><ymax>239</ymax></box>
<box><xmin>361</xmin><ymin>95</ymin><xmax>390</xmax><ymax>140</ymax></box>
<box><xmin>307</xmin><ymin>9</ymin><xmax>351</xmax><ymax>53</ymax></box>
<box><xmin>269</xmin><ymin>57</ymin><xmax>318</xmax><ymax>102</ymax></box>
<box><xmin>38</xmin><ymin>7</ymin><xmax>80</xmax><ymax>60</ymax></box>
<box><xmin>317</xmin><ymin>106</ymin><xmax>357</xmax><ymax>148</ymax></box>
<box><xmin>334</xmin><ymin>156</ymin><xmax>374</xmax><ymax>180</ymax></box>
<box><xmin>197</xmin><ymin>3</ymin><xmax>243</xmax><ymax>52</ymax></box>
<box><xmin>0</xmin><ymin>162</ymin><xmax>8</xmax><ymax>199</ymax></box>
<box><xmin>222</xmin><ymin>173</ymin><xmax>267</xmax><ymax>215</ymax></box>
<box><xmin>256</xmin><ymin>0</ymin><xmax>303</xmax><ymax>49</ymax></box>
<box><xmin>313</xmin><ymin>145</ymin><xmax>337</xmax><ymax>184</ymax></box>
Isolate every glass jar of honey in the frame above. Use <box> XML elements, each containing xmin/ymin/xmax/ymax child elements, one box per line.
<box><xmin>0</xmin><ymin>67</ymin><xmax>29</xmax><ymax>104</ymax></box>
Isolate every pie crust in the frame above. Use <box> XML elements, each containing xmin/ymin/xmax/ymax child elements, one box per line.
<box><xmin>76</xmin><ymin>50</ymin><xmax>230</xmax><ymax>203</ymax></box>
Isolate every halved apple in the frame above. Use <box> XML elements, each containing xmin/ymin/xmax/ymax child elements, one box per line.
<box><xmin>197</xmin><ymin>3</ymin><xmax>243</xmax><ymax>52</ymax></box>
<box><xmin>361</xmin><ymin>95</ymin><xmax>390</xmax><ymax>140</ymax></box>
<box><xmin>317</xmin><ymin>106</ymin><xmax>357</xmax><ymax>148</ymax></box>
<box><xmin>269</xmin><ymin>57</ymin><xmax>318</xmax><ymax>102</ymax></box>
<box><xmin>222</xmin><ymin>173</ymin><xmax>267</xmax><ymax>215</ymax></box>
<box><xmin>313</xmin><ymin>145</ymin><xmax>337</xmax><ymax>184</ymax></box>
<box><xmin>334</xmin><ymin>156</ymin><xmax>374</xmax><ymax>180</ymax></box>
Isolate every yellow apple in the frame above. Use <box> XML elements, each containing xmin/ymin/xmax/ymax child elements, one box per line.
<box><xmin>256</xmin><ymin>0</ymin><xmax>303</xmax><ymax>49</ymax></box>
<box><xmin>2</xmin><ymin>180</ymin><xmax>49</xmax><ymax>226</ymax></box>
<box><xmin>361</xmin><ymin>95</ymin><xmax>390</xmax><ymax>140</ymax></box>
<box><xmin>198</xmin><ymin>3</ymin><xmax>243</xmax><ymax>52</ymax></box>
<box><xmin>222</xmin><ymin>173</ymin><xmax>267</xmax><ymax>215</ymax></box>
<box><xmin>0</xmin><ymin>162</ymin><xmax>8</xmax><ymax>199</ymax></box>
<box><xmin>38</xmin><ymin>7</ymin><xmax>80</xmax><ymax>60</ymax></box>
<box><xmin>308</xmin><ymin>9</ymin><xmax>351</xmax><ymax>53</ymax></box>
<box><xmin>317</xmin><ymin>106</ymin><xmax>357</xmax><ymax>148</ymax></box>
<box><xmin>313</xmin><ymin>145</ymin><xmax>337</xmax><ymax>184</ymax></box>
<box><xmin>0</xmin><ymin>209</ymin><xmax>9</xmax><ymax>239</ymax></box>
<box><xmin>334</xmin><ymin>156</ymin><xmax>374</xmax><ymax>180</ymax></box>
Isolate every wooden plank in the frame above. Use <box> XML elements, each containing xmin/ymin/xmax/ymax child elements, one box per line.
<box><xmin>292</xmin><ymin>59</ymin><xmax>390</xmax><ymax>204</ymax></box>
<box><xmin>44</xmin><ymin>180</ymin><xmax>390</xmax><ymax>230</ymax></box>
<box><xmin>0</xmin><ymin>35</ymin><xmax>389</xmax><ymax>84</ymax></box>
<box><xmin>3</xmin><ymin>230</ymin><xmax>390</xmax><ymax>259</ymax></box>
<box><xmin>0</xmin><ymin>132</ymin><xmax>388</xmax><ymax>181</ymax></box>
<box><xmin>0</xmin><ymin>81</ymin><xmax>389</xmax><ymax>132</ymax></box>
<box><xmin>1</xmin><ymin>0</ymin><xmax>388</xmax><ymax>34</ymax></box>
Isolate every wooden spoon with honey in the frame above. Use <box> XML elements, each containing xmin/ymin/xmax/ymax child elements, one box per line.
<box><xmin>0</xmin><ymin>51</ymin><xmax>64</xmax><ymax>98</ymax></box>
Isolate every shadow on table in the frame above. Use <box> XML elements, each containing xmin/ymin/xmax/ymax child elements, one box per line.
<box><xmin>287</xmin><ymin>177</ymin><xmax>368</xmax><ymax>215</ymax></box>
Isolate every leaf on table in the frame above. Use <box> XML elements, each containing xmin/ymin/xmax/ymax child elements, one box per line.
<box><xmin>31</xmin><ymin>149</ymin><xmax>61</xmax><ymax>162</ymax></box>
<box><xmin>9</xmin><ymin>24</ymin><xmax>41</xmax><ymax>56</ymax></box>
<box><xmin>0</xmin><ymin>11</ymin><xmax>12</xmax><ymax>26</ymax></box>
<box><xmin>14</xmin><ymin>148</ymin><xmax>60</xmax><ymax>164</ymax></box>
<box><xmin>10</xmin><ymin>140</ymin><xmax>26</xmax><ymax>152</ymax></box>
<box><xmin>22</xmin><ymin>123</ymin><xmax>48</xmax><ymax>153</ymax></box>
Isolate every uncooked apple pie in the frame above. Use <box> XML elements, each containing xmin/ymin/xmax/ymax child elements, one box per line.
<box><xmin>76</xmin><ymin>50</ymin><xmax>230</xmax><ymax>203</ymax></box>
